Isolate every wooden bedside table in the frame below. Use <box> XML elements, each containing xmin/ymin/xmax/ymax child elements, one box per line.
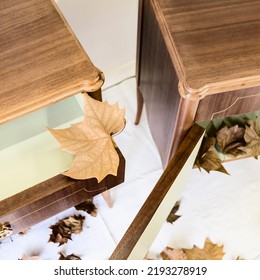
<box><xmin>0</xmin><ymin>0</ymin><xmax>125</xmax><ymax>237</ymax></box>
<box><xmin>135</xmin><ymin>0</ymin><xmax>260</xmax><ymax>167</ymax></box>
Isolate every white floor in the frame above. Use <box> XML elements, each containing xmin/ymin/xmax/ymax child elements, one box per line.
<box><xmin>1</xmin><ymin>78</ymin><xmax>260</xmax><ymax>260</ymax></box>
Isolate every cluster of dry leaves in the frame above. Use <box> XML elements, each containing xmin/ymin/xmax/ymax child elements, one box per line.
<box><xmin>158</xmin><ymin>201</ymin><xmax>247</xmax><ymax>260</ymax></box>
<box><xmin>158</xmin><ymin>202</ymin><xmax>226</xmax><ymax>260</ymax></box>
<box><xmin>195</xmin><ymin>117</ymin><xmax>260</xmax><ymax>174</ymax></box>
<box><xmin>49</xmin><ymin>94</ymin><xmax>125</xmax><ymax>182</ymax></box>
<box><xmin>20</xmin><ymin>199</ymin><xmax>97</xmax><ymax>260</ymax></box>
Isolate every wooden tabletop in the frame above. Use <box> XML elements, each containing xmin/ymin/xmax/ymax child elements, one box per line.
<box><xmin>0</xmin><ymin>0</ymin><xmax>103</xmax><ymax>125</ymax></box>
<box><xmin>152</xmin><ymin>0</ymin><xmax>260</xmax><ymax>99</ymax></box>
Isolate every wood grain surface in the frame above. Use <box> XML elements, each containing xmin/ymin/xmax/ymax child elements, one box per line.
<box><xmin>152</xmin><ymin>0</ymin><xmax>260</xmax><ymax>98</ymax></box>
<box><xmin>0</xmin><ymin>0</ymin><xmax>103</xmax><ymax>125</ymax></box>
<box><xmin>0</xmin><ymin>148</ymin><xmax>125</xmax><ymax>235</ymax></box>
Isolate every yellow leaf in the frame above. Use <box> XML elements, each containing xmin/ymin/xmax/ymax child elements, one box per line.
<box><xmin>184</xmin><ymin>238</ymin><xmax>225</xmax><ymax>260</ymax></box>
<box><xmin>49</xmin><ymin>94</ymin><xmax>125</xmax><ymax>182</ymax></box>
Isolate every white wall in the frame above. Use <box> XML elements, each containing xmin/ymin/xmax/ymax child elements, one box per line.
<box><xmin>56</xmin><ymin>0</ymin><xmax>138</xmax><ymax>86</ymax></box>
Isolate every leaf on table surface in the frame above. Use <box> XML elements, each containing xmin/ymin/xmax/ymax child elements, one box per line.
<box><xmin>184</xmin><ymin>238</ymin><xmax>225</xmax><ymax>260</ymax></box>
<box><xmin>239</xmin><ymin>119</ymin><xmax>260</xmax><ymax>159</ymax></box>
<box><xmin>166</xmin><ymin>201</ymin><xmax>181</xmax><ymax>223</ymax></box>
<box><xmin>195</xmin><ymin>137</ymin><xmax>229</xmax><ymax>175</ymax></box>
<box><xmin>59</xmin><ymin>253</ymin><xmax>81</xmax><ymax>260</ymax></box>
<box><xmin>160</xmin><ymin>247</ymin><xmax>187</xmax><ymax>260</ymax></box>
<box><xmin>75</xmin><ymin>198</ymin><xmax>98</xmax><ymax>217</ymax></box>
<box><xmin>216</xmin><ymin>125</ymin><xmax>246</xmax><ymax>157</ymax></box>
<box><xmin>49</xmin><ymin>214</ymin><xmax>85</xmax><ymax>246</ymax></box>
<box><xmin>48</xmin><ymin>94</ymin><xmax>125</xmax><ymax>182</ymax></box>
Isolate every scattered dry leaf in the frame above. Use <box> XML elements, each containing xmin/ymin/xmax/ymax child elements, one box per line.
<box><xmin>49</xmin><ymin>214</ymin><xmax>85</xmax><ymax>245</ymax></box>
<box><xmin>59</xmin><ymin>253</ymin><xmax>81</xmax><ymax>260</ymax></box>
<box><xmin>75</xmin><ymin>198</ymin><xmax>98</xmax><ymax>217</ymax></box>
<box><xmin>49</xmin><ymin>94</ymin><xmax>125</xmax><ymax>182</ymax></box>
<box><xmin>195</xmin><ymin>137</ymin><xmax>229</xmax><ymax>174</ymax></box>
<box><xmin>161</xmin><ymin>247</ymin><xmax>187</xmax><ymax>260</ymax></box>
<box><xmin>239</xmin><ymin>119</ymin><xmax>260</xmax><ymax>159</ymax></box>
<box><xmin>184</xmin><ymin>238</ymin><xmax>225</xmax><ymax>260</ymax></box>
<box><xmin>216</xmin><ymin>125</ymin><xmax>245</xmax><ymax>157</ymax></box>
<box><xmin>166</xmin><ymin>201</ymin><xmax>181</xmax><ymax>223</ymax></box>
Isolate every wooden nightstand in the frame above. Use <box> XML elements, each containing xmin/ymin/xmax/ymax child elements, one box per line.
<box><xmin>111</xmin><ymin>0</ymin><xmax>260</xmax><ymax>260</ymax></box>
<box><xmin>0</xmin><ymin>0</ymin><xmax>125</xmax><ymax>237</ymax></box>
<box><xmin>135</xmin><ymin>0</ymin><xmax>260</xmax><ymax>167</ymax></box>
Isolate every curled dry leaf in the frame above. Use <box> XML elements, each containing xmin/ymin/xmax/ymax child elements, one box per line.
<box><xmin>49</xmin><ymin>214</ymin><xmax>85</xmax><ymax>246</ymax></box>
<box><xmin>75</xmin><ymin>198</ymin><xmax>98</xmax><ymax>217</ymax></box>
<box><xmin>195</xmin><ymin>137</ymin><xmax>229</xmax><ymax>175</ymax></box>
<box><xmin>216</xmin><ymin>125</ymin><xmax>246</xmax><ymax>157</ymax></box>
<box><xmin>239</xmin><ymin>119</ymin><xmax>260</xmax><ymax>159</ymax></box>
<box><xmin>59</xmin><ymin>253</ymin><xmax>81</xmax><ymax>260</ymax></box>
<box><xmin>166</xmin><ymin>201</ymin><xmax>181</xmax><ymax>223</ymax></box>
<box><xmin>49</xmin><ymin>94</ymin><xmax>125</xmax><ymax>182</ymax></box>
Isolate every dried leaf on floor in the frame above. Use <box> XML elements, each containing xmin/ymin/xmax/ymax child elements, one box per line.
<box><xmin>48</xmin><ymin>94</ymin><xmax>125</xmax><ymax>182</ymax></box>
<box><xmin>160</xmin><ymin>239</ymin><xmax>224</xmax><ymax>260</ymax></box>
<box><xmin>184</xmin><ymin>238</ymin><xmax>225</xmax><ymax>260</ymax></box>
<box><xmin>59</xmin><ymin>253</ymin><xmax>81</xmax><ymax>260</ymax></box>
<box><xmin>166</xmin><ymin>201</ymin><xmax>181</xmax><ymax>223</ymax></box>
<box><xmin>239</xmin><ymin>119</ymin><xmax>260</xmax><ymax>159</ymax></box>
<box><xmin>49</xmin><ymin>214</ymin><xmax>85</xmax><ymax>246</ymax></box>
<box><xmin>160</xmin><ymin>247</ymin><xmax>187</xmax><ymax>260</ymax></box>
<box><xmin>75</xmin><ymin>198</ymin><xmax>98</xmax><ymax>217</ymax></box>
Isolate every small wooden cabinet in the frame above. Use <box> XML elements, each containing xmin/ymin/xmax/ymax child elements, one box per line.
<box><xmin>135</xmin><ymin>0</ymin><xmax>260</xmax><ymax>167</ymax></box>
<box><xmin>110</xmin><ymin>0</ymin><xmax>260</xmax><ymax>259</ymax></box>
<box><xmin>0</xmin><ymin>0</ymin><xmax>125</xmax><ymax>237</ymax></box>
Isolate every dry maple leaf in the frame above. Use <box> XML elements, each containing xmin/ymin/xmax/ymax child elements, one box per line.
<box><xmin>216</xmin><ymin>125</ymin><xmax>246</xmax><ymax>157</ymax></box>
<box><xmin>239</xmin><ymin>119</ymin><xmax>260</xmax><ymax>159</ymax></box>
<box><xmin>195</xmin><ymin>137</ymin><xmax>229</xmax><ymax>174</ymax></box>
<box><xmin>75</xmin><ymin>198</ymin><xmax>98</xmax><ymax>217</ymax></box>
<box><xmin>48</xmin><ymin>94</ymin><xmax>125</xmax><ymax>182</ymax></box>
<box><xmin>49</xmin><ymin>214</ymin><xmax>85</xmax><ymax>246</ymax></box>
<box><xmin>184</xmin><ymin>238</ymin><xmax>225</xmax><ymax>260</ymax></box>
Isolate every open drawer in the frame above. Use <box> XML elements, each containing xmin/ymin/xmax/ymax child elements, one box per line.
<box><xmin>110</xmin><ymin>122</ymin><xmax>260</xmax><ymax>260</ymax></box>
<box><xmin>0</xmin><ymin>94</ymin><xmax>125</xmax><ymax>238</ymax></box>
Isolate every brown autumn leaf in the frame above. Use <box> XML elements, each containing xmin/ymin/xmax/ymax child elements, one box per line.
<box><xmin>216</xmin><ymin>125</ymin><xmax>246</xmax><ymax>157</ymax></box>
<box><xmin>49</xmin><ymin>214</ymin><xmax>85</xmax><ymax>245</ymax></box>
<box><xmin>160</xmin><ymin>247</ymin><xmax>187</xmax><ymax>260</ymax></box>
<box><xmin>59</xmin><ymin>253</ymin><xmax>81</xmax><ymax>260</ymax></box>
<box><xmin>184</xmin><ymin>238</ymin><xmax>225</xmax><ymax>260</ymax></box>
<box><xmin>239</xmin><ymin>119</ymin><xmax>260</xmax><ymax>159</ymax></box>
<box><xmin>75</xmin><ymin>198</ymin><xmax>98</xmax><ymax>217</ymax></box>
<box><xmin>48</xmin><ymin>94</ymin><xmax>125</xmax><ymax>182</ymax></box>
<box><xmin>195</xmin><ymin>137</ymin><xmax>229</xmax><ymax>175</ymax></box>
<box><xmin>20</xmin><ymin>255</ymin><xmax>41</xmax><ymax>260</ymax></box>
<box><xmin>166</xmin><ymin>201</ymin><xmax>181</xmax><ymax>223</ymax></box>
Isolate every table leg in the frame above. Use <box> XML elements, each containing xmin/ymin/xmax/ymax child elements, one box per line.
<box><xmin>135</xmin><ymin>87</ymin><xmax>144</xmax><ymax>125</ymax></box>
